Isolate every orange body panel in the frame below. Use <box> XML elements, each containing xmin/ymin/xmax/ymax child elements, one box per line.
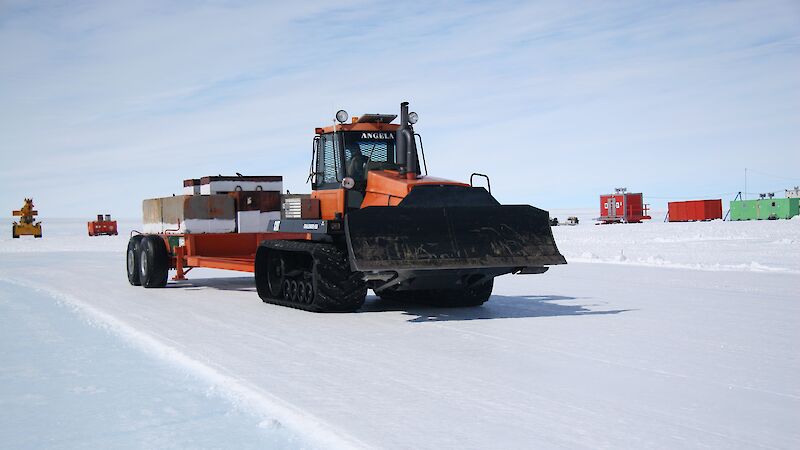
<box><xmin>360</xmin><ymin>170</ymin><xmax>468</xmax><ymax>208</ymax></box>
<box><xmin>312</xmin><ymin>189</ymin><xmax>346</xmax><ymax>220</ymax></box>
<box><xmin>165</xmin><ymin>232</ymin><xmax>310</xmax><ymax>275</ymax></box>
<box><xmin>183</xmin><ymin>232</ymin><xmax>309</xmax><ymax>258</ymax></box>
<box><xmin>312</xmin><ymin>171</ymin><xmax>468</xmax><ymax>211</ymax></box>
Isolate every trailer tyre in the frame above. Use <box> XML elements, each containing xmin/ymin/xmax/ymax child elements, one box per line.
<box><xmin>127</xmin><ymin>235</ymin><xmax>144</xmax><ymax>286</ymax></box>
<box><xmin>139</xmin><ymin>235</ymin><xmax>169</xmax><ymax>288</ymax></box>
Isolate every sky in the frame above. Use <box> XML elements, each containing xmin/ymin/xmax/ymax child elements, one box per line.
<box><xmin>1</xmin><ymin>0</ymin><xmax>799</xmax><ymax>217</ymax></box>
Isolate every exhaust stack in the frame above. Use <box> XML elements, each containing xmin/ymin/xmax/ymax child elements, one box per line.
<box><xmin>396</xmin><ymin>102</ymin><xmax>418</xmax><ymax>179</ymax></box>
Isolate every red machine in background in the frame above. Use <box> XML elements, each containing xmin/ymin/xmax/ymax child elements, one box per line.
<box><xmin>598</xmin><ymin>188</ymin><xmax>651</xmax><ymax>224</ymax></box>
<box><xmin>668</xmin><ymin>199</ymin><xmax>722</xmax><ymax>222</ymax></box>
<box><xmin>88</xmin><ymin>214</ymin><xmax>118</xmax><ymax>236</ymax></box>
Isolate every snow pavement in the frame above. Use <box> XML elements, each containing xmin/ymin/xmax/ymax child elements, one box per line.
<box><xmin>0</xmin><ymin>218</ymin><xmax>798</xmax><ymax>449</ymax></box>
<box><xmin>0</xmin><ymin>280</ymin><xmax>311</xmax><ymax>449</ymax></box>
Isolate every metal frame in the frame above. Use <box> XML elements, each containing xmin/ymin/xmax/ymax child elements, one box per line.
<box><xmin>165</xmin><ymin>231</ymin><xmax>310</xmax><ymax>281</ymax></box>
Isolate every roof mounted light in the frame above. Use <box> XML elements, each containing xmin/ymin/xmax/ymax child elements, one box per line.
<box><xmin>408</xmin><ymin>111</ymin><xmax>418</xmax><ymax>124</ymax></box>
<box><xmin>335</xmin><ymin>110</ymin><xmax>349</xmax><ymax>124</ymax></box>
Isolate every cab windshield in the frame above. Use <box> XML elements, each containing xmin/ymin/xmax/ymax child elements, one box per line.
<box><xmin>343</xmin><ymin>131</ymin><xmax>399</xmax><ymax>179</ymax></box>
<box><xmin>317</xmin><ymin>131</ymin><xmax>398</xmax><ymax>186</ymax></box>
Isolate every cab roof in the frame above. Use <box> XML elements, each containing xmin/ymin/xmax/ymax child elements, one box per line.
<box><xmin>316</xmin><ymin>120</ymin><xmax>400</xmax><ymax>134</ymax></box>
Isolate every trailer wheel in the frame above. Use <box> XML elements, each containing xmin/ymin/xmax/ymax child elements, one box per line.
<box><xmin>139</xmin><ymin>235</ymin><xmax>169</xmax><ymax>288</ymax></box>
<box><xmin>127</xmin><ymin>235</ymin><xmax>144</xmax><ymax>286</ymax></box>
<box><xmin>379</xmin><ymin>279</ymin><xmax>494</xmax><ymax>307</ymax></box>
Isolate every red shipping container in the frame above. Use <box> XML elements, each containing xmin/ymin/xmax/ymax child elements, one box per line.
<box><xmin>668</xmin><ymin>199</ymin><xmax>722</xmax><ymax>222</ymax></box>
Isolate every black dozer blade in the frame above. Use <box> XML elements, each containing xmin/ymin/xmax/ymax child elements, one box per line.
<box><xmin>345</xmin><ymin>185</ymin><xmax>567</xmax><ymax>272</ymax></box>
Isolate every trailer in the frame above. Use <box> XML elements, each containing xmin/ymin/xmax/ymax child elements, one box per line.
<box><xmin>128</xmin><ymin>232</ymin><xmax>308</xmax><ymax>284</ymax></box>
<box><xmin>597</xmin><ymin>188</ymin><xmax>651</xmax><ymax>224</ymax></box>
<box><xmin>729</xmin><ymin>196</ymin><xmax>800</xmax><ymax>221</ymax></box>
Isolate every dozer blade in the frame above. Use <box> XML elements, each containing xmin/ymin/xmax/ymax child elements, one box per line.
<box><xmin>344</xmin><ymin>186</ymin><xmax>567</xmax><ymax>272</ymax></box>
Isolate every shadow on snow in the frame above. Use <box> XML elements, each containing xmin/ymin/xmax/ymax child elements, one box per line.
<box><xmin>166</xmin><ymin>277</ymin><xmax>257</xmax><ymax>292</ymax></box>
<box><xmin>363</xmin><ymin>295</ymin><xmax>632</xmax><ymax>322</ymax></box>
<box><xmin>165</xmin><ymin>277</ymin><xmax>631</xmax><ymax>322</ymax></box>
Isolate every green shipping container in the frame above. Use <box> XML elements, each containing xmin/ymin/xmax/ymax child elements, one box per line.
<box><xmin>729</xmin><ymin>198</ymin><xmax>800</xmax><ymax>220</ymax></box>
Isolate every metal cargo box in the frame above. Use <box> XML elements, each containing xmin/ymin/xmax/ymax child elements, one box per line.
<box><xmin>142</xmin><ymin>195</ymin><xmax>236</xmax><ymax>234</ymax></box>
<box><xmin>183</xmin><ymin>179</ymin><xmax>201</xmax><ymax>195</ymax></box>
<box><xmin>227</xmin><ymin>191</ymin><xmax>281</xmax><ymax>212</ymax></box>
<box><xmin>199</xmin><ymin>176</ymin><xmax>282</xmax><ymax>195</ymax></box>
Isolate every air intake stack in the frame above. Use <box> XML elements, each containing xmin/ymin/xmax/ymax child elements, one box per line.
<box><xmin>396</xmin><ymin>102</ymin><xmax>418</xmax><ymax>179</ymax></box>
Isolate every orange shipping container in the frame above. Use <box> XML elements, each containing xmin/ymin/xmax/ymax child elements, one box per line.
<box><xmin>668</xmin><ymin>199</ymin><xmax>722</xmax><ymax>222</ymax></box>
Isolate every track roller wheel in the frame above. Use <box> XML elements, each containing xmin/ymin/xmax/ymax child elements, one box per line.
<box><xmin>304</xmin><ymin>281</ymin><xmax>314</xmax><ymax>304</ymax></box>
<box><xmin>282</xmin><ymin>280</ymin><xmax>291</xmax><ymax>301</ymax></box>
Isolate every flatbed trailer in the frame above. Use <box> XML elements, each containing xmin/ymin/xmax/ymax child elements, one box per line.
<box><xmin>158</xmin><ymin>232</ymin><xmax>312</xmax><ymax>280</ymax></box>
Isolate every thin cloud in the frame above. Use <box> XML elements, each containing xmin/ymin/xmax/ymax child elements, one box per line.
<box><xmin>1</xmin><ymin>0</ymin><xmax>798</xmax><ymax>216</ymax></box>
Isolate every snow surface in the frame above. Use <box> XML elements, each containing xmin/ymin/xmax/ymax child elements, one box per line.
<box><xmin>0</xmin><ymin>280</ymin><xmax>311</xmax><ymax>449</ymax></box>
<box><xmin>1</xmin><ymin>217</ymin><xmax>799</xmax><ymax>449</ymax></box>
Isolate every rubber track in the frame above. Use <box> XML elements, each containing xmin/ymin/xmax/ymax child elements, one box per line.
<box><xmin>257</xmin><ymin>240</ymin><xmax>367</xmax><ymax>312</ymax></box>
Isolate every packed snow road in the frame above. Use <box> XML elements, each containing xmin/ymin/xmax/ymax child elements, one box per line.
<box><xmin>1</xmin><ymin>218</ymin><xmax>798</xmax><ymax>449</ymax></box>
<box><xmin>0</xmin><ymin>280</ymin><xmax>311</xmax><ymax>449</ymax></box>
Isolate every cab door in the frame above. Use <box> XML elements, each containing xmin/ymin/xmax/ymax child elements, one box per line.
<box><xmin>311</xmin><ymin>133</ymin><xmax>346</xmax><ymax>220</ymax></box>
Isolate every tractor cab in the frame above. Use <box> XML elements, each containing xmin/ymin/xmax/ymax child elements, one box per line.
<box><xmin>310</xmin><ymin>103</ymin><xmax>451</xmax><ymax>219</ymax></box>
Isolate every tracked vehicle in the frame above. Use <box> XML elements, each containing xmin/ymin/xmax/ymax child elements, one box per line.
<box><xmin>127</xmin><ymin>102</ymin><xmax>565</xmax><ymax>311</ymax></box>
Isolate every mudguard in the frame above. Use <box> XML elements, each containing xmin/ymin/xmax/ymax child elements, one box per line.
<box><xmin>344</xmin><ymin>186</ymin><xmax>566</xmax><ymax>272</ymax></box>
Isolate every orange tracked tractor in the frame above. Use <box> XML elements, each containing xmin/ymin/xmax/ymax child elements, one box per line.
<box><xmin>127</xmin><ymin>102</ymin><xmax>565</xmax><ymax>311</ymax></box>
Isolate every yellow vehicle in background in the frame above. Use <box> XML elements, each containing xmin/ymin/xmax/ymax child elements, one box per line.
<box><xmin>12</xmin><ymin>198</ymin><xmax>42</xmax><ymax>238</ymax></box>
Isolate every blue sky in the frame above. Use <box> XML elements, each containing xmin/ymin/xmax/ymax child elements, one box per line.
<box><xmin>1</xmin><ymin>0</ymin><xmax>798</xmax><ymax>217</ymax></box>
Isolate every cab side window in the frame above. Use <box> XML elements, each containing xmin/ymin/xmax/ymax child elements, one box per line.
<box><xmin>316</xmin><ymin>135</ymin><xmax>340</xmax><ymax>188</ymax></box>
